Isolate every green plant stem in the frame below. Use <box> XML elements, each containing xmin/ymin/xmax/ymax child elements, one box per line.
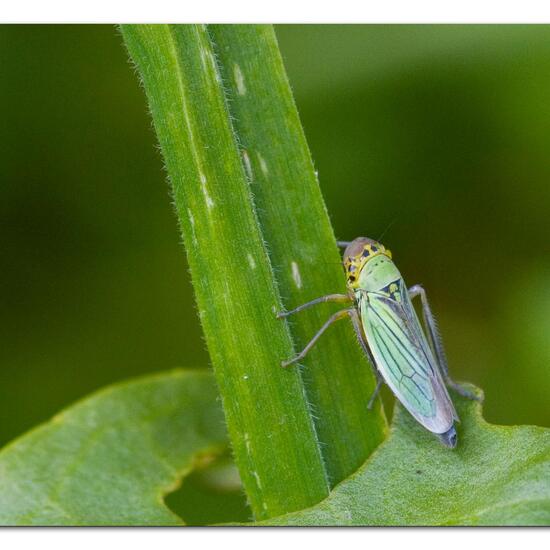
<box><xmin>122</xmin><ymin>24</ymin><xmax>329</xmax><ymax>520</ymax></box>
<box><xmin>208</xmin><ymin>25</ymin><xmax>387</xmax><ymax>484</ymax></box>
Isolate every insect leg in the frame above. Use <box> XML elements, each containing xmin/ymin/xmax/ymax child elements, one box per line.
<box><xmin>281</xmin><ymin>308</ymin><xmax>353</xmax><ymax>367</ymax></box>
<box><xmin>276</xmin><ymin>294</ymin><xmax>351</xmax><ymax>319</ymax></box>
<box><xmin>348</xmin><ymin>308</ymin><xmax>384</xmax><ymax>409</ymax></box>
<box><xmin>366</xmin><ymin>378</ymin><xmax>383</xmax><ymax>410</ymax></box>
<box><xmin>337</xmin><ymin>241</ymin><xmax>352</xmax><ymax>248</ymax></box>
<box><xmin>409</xmin><ymin>284</ymin><xmax>480</xmax><ymax>401</ymax></box>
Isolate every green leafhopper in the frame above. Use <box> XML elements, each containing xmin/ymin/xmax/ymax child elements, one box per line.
<box><xmin>277</xmin><ymin>237</ymin><xmax>478</xmax><ymax>448</ymax></box>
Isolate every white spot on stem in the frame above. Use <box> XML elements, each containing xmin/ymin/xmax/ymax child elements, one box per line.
<box><xmin>243</xmin><ymin>433</ymin><xmax>264</xmax><ymax>500</ymax></box>
<box><xmin>291</xmin><ymin>261</ymin><xmax>302</xmax><ymax>289</ymax></box>
<box><xmin>257</xmin><ymin>153</ymin><xmax>268</xmax><ymax>176</ymax></box>
<box><xmin>199</xmin><ymin>172</ymin><xmax>215</xmax><ymax>209</ymax></box>
<box><xmin>252</xmin><ymin>470</ymin><xmax>263</xmax><ymax>490</ymax></box>
<box><xmin>209</xmin><ymin>51</ymin><xmax>222</xmax><ymax>83</ymax></box>
<box><xmin>234</xmin><ymin>63</ymin><xmax>246</xmax><ymax>95</ymax></box>
<box><xmin>188</xmin><ymin>209</ymin><xmax>197</xmax><ymax>245</ymax></box>
<box><xmin>247</xmin><ymin>253</ymin><xmax>256</xmax><ymax>269</ymax></box>
<box><xmin>244</xmin><ymin>432</ymin><xmax>252</xmax><ymax>454</ymax></box>
<box><xmin>242</xmin><ymin>150</ymin><xmax>253</xmax><ymax>180</ymax></box>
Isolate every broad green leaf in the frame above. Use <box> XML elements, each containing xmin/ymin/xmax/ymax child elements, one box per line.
<box><xmin>0</xmin><ymin>369</ymin><xmax>228</xmax><ymax>526</ymax></box>
<box><xmin>260</xmin><ymin>386</ymin><xmax>550</xmax><ymax>526</ymax></box>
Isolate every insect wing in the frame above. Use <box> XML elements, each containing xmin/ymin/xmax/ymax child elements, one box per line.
<box><xmin>360</xmin><ymin>282</ymin><xmax>457</xmax><ymax>434</ymax></box>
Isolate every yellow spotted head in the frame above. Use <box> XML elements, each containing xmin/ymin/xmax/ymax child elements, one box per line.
<box><xmin>343</xmin><ymin>237</ymin><xmax>392</xmax><ymax>289</ymax></box>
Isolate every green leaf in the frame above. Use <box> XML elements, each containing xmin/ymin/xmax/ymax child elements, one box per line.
<box><xmin>260</xmin><ymin>386</ymin><xmax>550</xmax><ymax>526</ymax></box>
<box><xmin>0</xmin><ymin>369</ymin><xmax>228</xmax><ymax>526</ymax></box>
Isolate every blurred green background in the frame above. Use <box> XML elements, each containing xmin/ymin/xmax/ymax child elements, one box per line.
<box><xmin>2</xmin><ymin>25</ymin><xmax>550</xmax><ymax>520</ymax></box>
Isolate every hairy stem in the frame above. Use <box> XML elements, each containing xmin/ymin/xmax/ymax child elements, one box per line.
<box><xmin>208</xmin><ymin>25</ymin><xmax>387</xmax><ymax>484</ymax></box>
<box><xmin>122</xmin><ymin>24</ymin><xmax>329</xmax><ymax>520</ymax></box>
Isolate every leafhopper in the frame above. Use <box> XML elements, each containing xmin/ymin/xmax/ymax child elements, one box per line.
<box><xmin>278</xmin><ymin>237</ymin><xmax>478</xmax><ymax>448</ymax></box>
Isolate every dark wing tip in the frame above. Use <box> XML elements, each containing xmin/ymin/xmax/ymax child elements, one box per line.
<box><xmin>437</xmin><ymin>425</ymin><xmax>458</xmax><ymax>449</ymax></box>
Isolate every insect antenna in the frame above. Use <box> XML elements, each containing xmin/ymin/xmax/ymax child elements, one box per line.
<box><xmin>377</xmin><ymin>218</ymin><xmax>397</xmax><ymax>243</ymax></box>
